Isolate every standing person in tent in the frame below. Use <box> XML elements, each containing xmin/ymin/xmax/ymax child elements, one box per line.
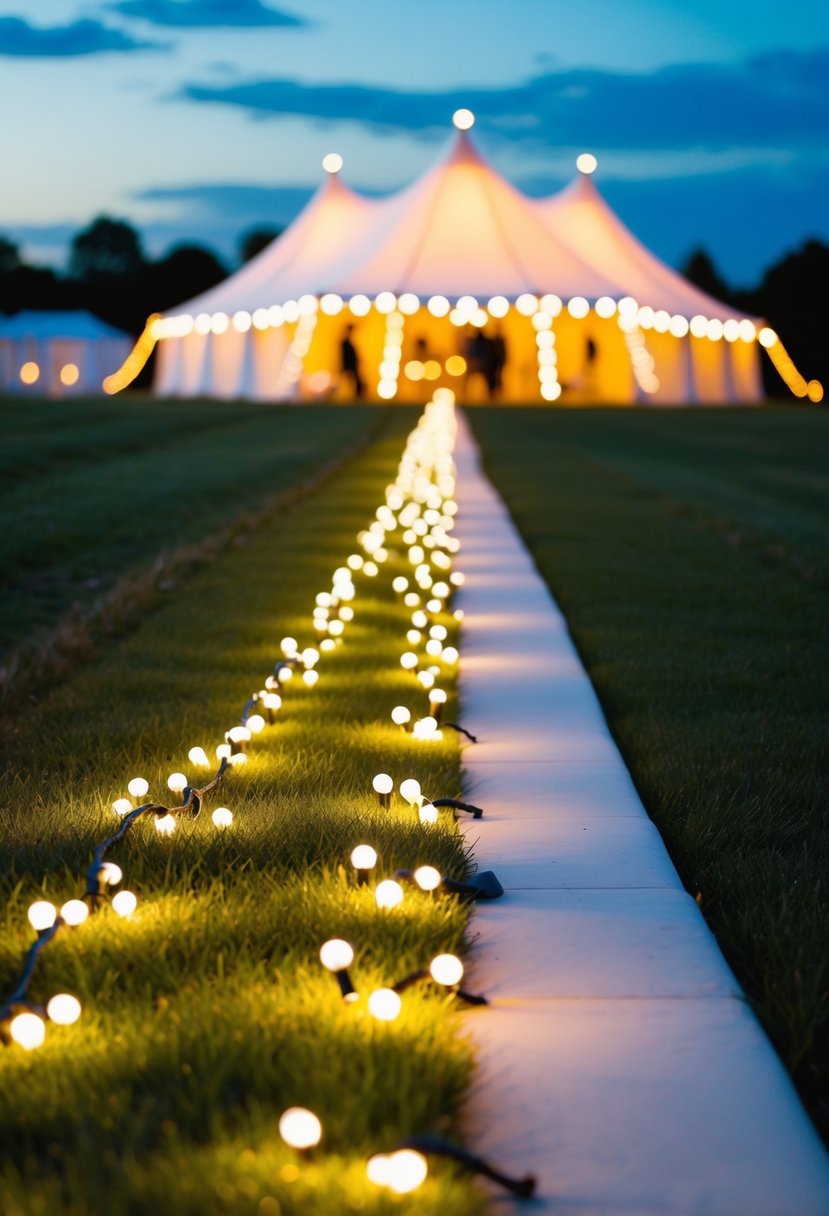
<box><xmin>340</xmin><ymin>324</ymin><xmax>364</xmax><ymax>400</ymax></box>
<box><xmin>491</xmin><ymin>325</ymin><xmax>508</xmax><ymax>399</ymax></box>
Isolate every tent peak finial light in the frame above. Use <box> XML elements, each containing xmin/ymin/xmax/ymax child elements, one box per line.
<box><xmin>322</xmin><ymin>152</ymin><xmax>343</xmax><ymax>174</ymax></box>
<box><xmin>576</xmin><ymin>152</ymin><xmax>598</xmax><ymax>175</ymax></box>
<box><xmin>452</xmin><ymin>108</ymin><xmax>475</xmax><ymax>131</ymax></box>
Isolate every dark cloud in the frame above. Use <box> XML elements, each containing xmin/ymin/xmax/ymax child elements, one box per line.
<box><xmin>134</xmin><ymin>181</ymin><xmax>315</xmax><ymax>225</ymax></box>
<box><xmin>179</xmin><ymin>47</ymin><xmax>829</xmax><ymax>150</ymax></box>
<box><xmin>109</xmin><ymin>0</ymin><xmax>307</xmax><ymax>28</ymax></box>
<box><xmin>0</xmin><ymin>15</ymin><xmax>166</xmax><ymax>56</ymax></box>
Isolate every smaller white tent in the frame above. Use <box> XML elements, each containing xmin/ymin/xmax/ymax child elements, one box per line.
<box><xmin>0</xmin><ymin>311</ymin><xmax>132</xmax><ymax>398</ymax></box>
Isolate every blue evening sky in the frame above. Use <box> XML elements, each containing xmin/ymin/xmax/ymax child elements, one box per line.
<box><xmin>0</xmin><ymin>0</ymin><xmax>826</xmax><ymax>284</ymax></box>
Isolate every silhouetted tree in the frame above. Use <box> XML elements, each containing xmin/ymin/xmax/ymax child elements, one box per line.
<box><xmin>147</xmin><ymin>245</ymin><xmax>228</xmax><ymax>312</ymax></box>
<box><xmin>69</xmin><ymin>216</ymin><xmax>145</xmax><ymax>282</ymax></box>
<box><xmin>239</xmin><ymin>226</ymin><xmax>281</xmax><ymax>264</ymax></box>
<box><xmin>0</xmin><ymin>235</ymin><xmax>21</xmax><ymax>277</ymax></box>
<box><xmin>681</xmin><ymin>248</ymin><xmax>733</xmax><ymax>304</ymax></box>
<box><xmin>750</xmin><ymin>239</ymin><xmax>829</xmax><ymax>395</ymax></box>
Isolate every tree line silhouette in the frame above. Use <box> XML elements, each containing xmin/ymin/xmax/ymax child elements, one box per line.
<box><xmin>0</xmin><ymin>216</ymin><xmax>825</xmax><ymax>397</ymax></box>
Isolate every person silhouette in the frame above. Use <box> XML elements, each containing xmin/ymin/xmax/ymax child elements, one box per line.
<box><xmin>340</xmin><ymin>324</ymin><xmax>364</xmax><ymax>399</ymax></box>
<box><xmin>491</xmin><ymin>325</ymin><xmax>508</xmax><ymax>399</ymax></box>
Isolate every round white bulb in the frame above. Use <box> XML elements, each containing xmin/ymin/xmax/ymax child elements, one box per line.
<box><xmin>167</xmin><ymin>772</ymin><xmax>188</xmax><ymax>793</ymax></box>
<box><xmin>10</xmin><ymin>1012</ymin><xmax>45</xmax><ymax>1050</ymax></box>
<box><xmin>367</xmin><ymin>1154</ymin><xmax>392</xmax><ymax>1186</ymax></box>
<box><xmin>247</xmin><ymin>714</ymin><xmax>266</xmax><ymax>734</ymax></box>
<box><xmin>227</xmin><ymin>726</ymin><xmax>251</xmax><ymax>745</ymax></box>
<box><xmin>155</xmin><ymin>814</ymin><xmax>176</xmax><ymax>836</ymax></box>
<box><xmin>303</xmin><ymin>669</ymin><xmax>319</xmax><ymax>687</ymax></box>
<box><xmin>322</xmin><ymin>151</ymin><xmax>343</xmax><ymax>174</ymax></box>
<box><xmin>216</xmin><ymin>743</ymin><xmax>232</xmax><ymax>760</ymax></box>
<box><xmin>60</xmin><ymin>899</ymin><xmax>89</xmax><ymax>926</ymax></box>
<box><xmin>229</xmin><ymin>752</ymin><xmax>247</xmax><ymax>768</ymax></box>
<box><xmin>188</xmin><ymin>746</ymin><xmax>210</xmax><ymax>766</ymax></box>
<box><xmin>212</xmin><ymin>807</ymin><xmax>233</xmax><ymax>829</ymax></box>
<box><xmin>430</xmin><ymin>688</ymin><xmax>448</xmax><ymax>704</ymax></box>
<box><xmin>99</xmin><ymin>862</ymin><xmax>122</xmax><ymax>886</ymax></box>
<box><xmin>279</xmin><ymin>1107</ymin><xmax>322</xmax><ymax>1150</ymax></box>
<box><xmin>319</xmin><ymin>938</ymin><xmax>354</xmax><ymax>971</ymax></box>
<box><xmin>28</xmin><ymin>901</ymin><xmax>56</xmax><ymax>931</ymax></box>
<box><xmin>576</xmin><ymin>152</ymin><xmax>598</xmax><ymax>174</ymax></box>
<box><xmin>399</xmin><ymin>778</ymin><xmax>422</xmax><ymax>806</ymax></box>
<box><xmin>452</xmin><ymin>108</ymin><xmax>475</xmax><ymax>130</ymax></box>
<box><xmin>430</xmin><ymin>954</ymin><xmax>464</xmax><ymax>986</ymax></box>
<box><xmin>280</xmin><ymin>636</ymin><xmax>298</xmax><ymax>657</ymax></box>
<box><xmin>375</xmin><ymin>880</ymin><xmax>404</xmax><ymax>910</ymax></box>
<box><xmin>112</xmin><ymin>890</ymin><xmax>137</xmax><ymax>917</ymax></box>
<box><xmin>46</xmin><ymin>993</ymin><xmax>82</xmax><ymax>1025</ymax></box>
<box><xmin>414</xmin><ymin>865</ymin><xmax>442</xmax><ymax>892</ymax></box>
<box><xmin>387</xmin><ymin>1149</ymin><xmax>428</xmax><ymax>1194</ymax></box>
<box><xmin>368</xmin><ymin>988</ymin><xmax>402</xmax><ymax>1021</ymax></box>
<box><xmin>391</xmin><ymin>706</ymin><xmax>411</xmax><ymax>726</ymax></box>
<box><xmin>372</xmin><ymin>773</ymin><xmax>393</xmax><ymax>796</ymax></box>
<box><xmin>400</xmin><ymin>652</ymin><xmax>418</xmax><ymax>670</ymax></box>
<box><xmin>112</xmin><ymin>798</ymin><xmax>132</xmax><ymax>817</ymax></box>
<box><xmin>392</xmin><ymin>576</ymin><xmax>409</xmax><ymax>593</ymax></box>
<box><xmin>417</xmin><ymin>671</ymin><xmax>436</xmax><ymax>690</ymax></box>
<box><xmin>441</xmin><ymin>646</ymin><xmax>459</xmax><ymax>665</ymax></box>
<box><xmin>419</xmin><ymin>802</ymin><xmax>438</xmax><ymax>825</ymax></box>
<box><xmin>351</xmin><ymin>844</ymin><xmax>377</xmax><ymax>870</ymax></box>
<box><xmin>127</xmin><ymin>778</ymin><xmax>149</xmax><ymax>798</ymax></box>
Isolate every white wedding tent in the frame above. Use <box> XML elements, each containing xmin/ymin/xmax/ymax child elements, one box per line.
<box><xmin>0</xmin><ymin>311</ymin><xmax>132</xmax><ymax>398</ymax></box>
<box><xmin>111</xmin><ymin>112</ymin><xmax>817</xmax><ymax>405</ymax></box>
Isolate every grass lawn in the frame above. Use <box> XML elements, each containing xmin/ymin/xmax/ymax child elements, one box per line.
<box><xmin>466</xmin><ymin>404</ymin><xmax>829</xmax><ymax>1140</ymax></box>
<box><xmin>0</xmin><ymin>402</ymin><xmax>485</xmax><ymax>1214</ymax></box>
<box><xmin>0</xmin><ymin>393</ymin><xmax>383</xmax><ymax>659</ymax></box>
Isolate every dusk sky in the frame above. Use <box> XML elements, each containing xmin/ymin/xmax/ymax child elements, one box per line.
<box><xmin>1</xmin><ymin>0</ymin><xmax>826</xmax><ymax>285</ymax></box>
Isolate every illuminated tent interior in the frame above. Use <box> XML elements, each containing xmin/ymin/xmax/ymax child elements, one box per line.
<box><xmin>122</xmin><ymin>112</ymin><xmax>819</xmax><ymax>406</ymax></box>
<box><xmin>0</xmin><ymin>311</ymin><xmax>132</xmax><ymax>398</ymax></box>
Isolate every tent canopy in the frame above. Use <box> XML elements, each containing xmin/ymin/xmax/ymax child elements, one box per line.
<box><xmin>0</xmin><ymin>310</ymin><xmax>128</xmax><ymax>340</ymax></box>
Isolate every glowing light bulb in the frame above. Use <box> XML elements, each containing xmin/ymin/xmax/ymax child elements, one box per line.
<box><xmin>452</xmin><ymin>108</ymin><xmax>475</xmax><ymax>130</ymax></box>
<box><xmin>127</xmin><ymin>778</ymin><xmax>149</xmax><ymax>798</ymax></box>
<box><xmin>375</xmin><ymin>880</ymin><xmax>404</xmax><ymax>910</ymax></box>
<box><xmin>413</xmin><ymin>717</ymin><xmax>440</xmax><ymax>740</ymax></box>
<box><xmin>216</xmin><ymin>743</ymin><xmax>231</xmax><ymax>760</ymax></box>
<box><xmin>372</xmin><ymin>773</ymin><xmax>393</xmax><ymax>808</ymax></box>
<box><xmin>414</xmin><ymin>865</ymin><xmax>441</xmax><ymax>891</ymax></box>
<box><xmin>387</xmin><ymin>1149</ymin><xmax>428</xmax><ymax>1194</ymax></box>
<box><xmin>10</xmin><ymin>1012</ymin><xmax>45</xmax><ymax>1050</ymax></box>
<box><xmin>322</xmin><ymin>151</ymin><xmax>343</xmax><ymax>174</ymax></box>
<box><xmin>368</xmin><ymin>988</ymin><xmax>402</xmax><ymax>1021</ymax></box>
<box><xmin>212</xmin><ymin>807</ymin><xmax>233</xmax><ymax>829</ymax></box>
<box><xmin>303</xmin><ymin>669</ymin><xmax>319</xmax><ymax>687</ymax></box>
<box><xmin>167</xmin><ymin>772</ymin><xmax>188</xmax><ymax>793</ymax></box>
<box><xmin>28</xmin><ymin>901</ymin><xmax>56</xmax><ymax>932</ymax></box>
<box><xmin>399</xmin><ymin>778</ymin><xmax>422</xmax><ymax>806</ymax></box>
<box><xmin>576</xmin><ymin>152</ymin><xmax>598</xmax><ymax>174</ymax></box>
<box><xmin>430</xmin><ymin>954</ymin><xmax>464</xmax><ymax>986</ymax></box>
<box><xmin>280</xmin><ymin>636</ymin><xmax>298</xmax><ymax>657</ymax></box>
<box><xmin>441</xmin><ymin>646</ymin><xmax>459</xmax><ymax>665</ymax></box>
<box><xmin>419</xmin><ymin>802</ymin><xmax>438</xmax><ymax>825</ymax></box>
<box><xmin>367</xmin><ymin>1154</ymin><xmax>392</xmax><ymax>1186</ymax></box>
<box><xmin>350</xmin><ymin>844</ymin><xmax>378</xmax><ymax>873</ymax></box>
<box><xmin>99</xmin><ymin>862</ymin><xmax>122</xmax><ymax>886</ymax></box>
<box><xmin>279</xmin><ymin>1107</ymin><xmax>322</xmax><ymax>1150</ymax></box>
<box><xmin>111</xmin><ymin>890</ymin><xmax>137</xmax><ymax>917</ymax></box>
<box><xmin>155</xmin><ymin>814</ymin><xmax>176</xmax><ymax>836</ymax></box>
<box><xmin>320</xmin><ymin>939</ymin><xmax>354</xmax><ymax>971</ymax></box>
<box><xmin>112</xmin><ymin>798</ymin><xmax>132</xmax><ymax>816</ymax></box>
<box><xmin>400</xmin><ymin>651</ymin><xmax>418</xmax><ymax>670</ymax></box>
<box><xmin>188</xmin><ymin>747</ymin><xmax>210</xmax><ymax>767</ymax></box>
<box><xmin>60</xmin><ymin>899</ymin><xmax>88</xmax><ymax>926</ymax></box>
<box><xmin>391</xmin><ymin>706</ymin><xmax>411</xmax><ymax>728</ymax></box>
<box><xmin>46</xmin><ymin>993</ymin><xmax>82</xmax><ymax>1025</ymax></box>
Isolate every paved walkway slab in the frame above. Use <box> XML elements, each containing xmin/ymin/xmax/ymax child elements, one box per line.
<box><xmin>453</xmin><ymin>410</ymin><xmax>829</xmax><ymax>1214</ymax></box>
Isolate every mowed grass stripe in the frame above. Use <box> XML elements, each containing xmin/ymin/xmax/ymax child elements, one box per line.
<box><xmin>0</xmin><ymin>396</ymin><xmax>383</xmax><ymax>650</ymax></box>
<box><xmin>0</xmin><ymin>407</ymin><xmax>484</xmax><ymax>1215</ymax></box>
<box><xmin>466</xmin><ymin>404</ymin><xmax>829</xmax><ymax>1142</ymax></box>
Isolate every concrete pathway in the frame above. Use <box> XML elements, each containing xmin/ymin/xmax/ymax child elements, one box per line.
<box><xmin>453</xmin><ymin>410</ymin><xmax>829</xmax><ymax>1215</ymax></box>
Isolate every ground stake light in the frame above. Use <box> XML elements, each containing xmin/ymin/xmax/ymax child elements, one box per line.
<box><xmin>319</xmin><ymin>939</ymin><xmax>357</xmax><ymax>1000</ymax></box>
<box><xmin>395</xmin><ymin>1135</ymin><xmax>536</xmax><ymax>1198</ymax></box>
<box><xmin>393</xmin><ymin>953</ymin><xmax>488</xmax><ymax>1006</ymax></box>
